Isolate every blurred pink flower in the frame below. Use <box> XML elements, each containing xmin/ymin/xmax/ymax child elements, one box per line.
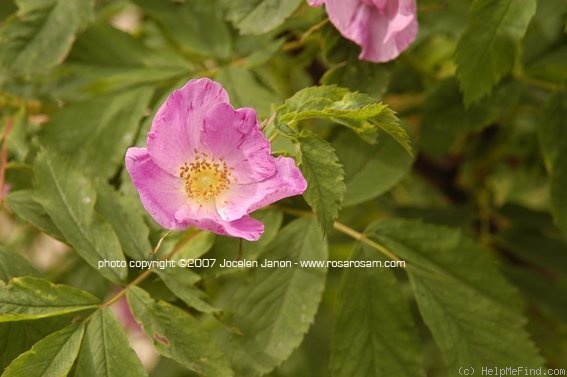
<box><xmin>309</xmin><ymin>0</ymin><xmax>418</xmax><ymax>63</ymax></box>
<box><xmin>125</xmin><ymin>78</ymin><xmax>306</xmax><ymax>241</ymax></box>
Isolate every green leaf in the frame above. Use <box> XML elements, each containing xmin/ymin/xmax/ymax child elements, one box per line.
<box><xmin>171</xmin><ymin>231</ymin><xmax>216</xmax><ymax>261</ymax></box>
<box><xmin>6</xmin><ymin>105</ymin><xmax>29</xmax><ymax>161</ymax></box>
<box><xmin>298</xmin><ymin>131</ymin><xmax>345</xmax><ymax>234</ymax></box>
<box><xmin>126</xmin><ymin>286</ymin><xmax>232</xmax><ymax>377</ymax></box>
<box><xmin>31</xmin><ymin>149</ymin><xmax>127</xmax><ymax>284</ymax></box>
<box><xmin>223</xmin><ymin>0</ymin><xmax>302</xmax><ymax>35</ymax></box>
<box><xmin>75</xmin><ymin>309</ymin><xmax>147</xmax><ymax>377</ymax></box>
<box><xmin>334</xmin><ymin>130</ymin><xmax>412</xmax><ymax>206</ymax></box>
<box><xmin>132</xmin><ymin>0</ymin><xmax>231</xmax><ymax>59</ymax></box>
<box><xmin>39</xmin><ymin>86</ymin><xmax>153</xmax><ymax>180</ymax></box>
<box><xmin>155</xmin><ymin>267</ymin><xmax>217</xmax><ymax>314</ymax></box>
<box><xmin>276</xmin><ymin>85</ymin><xmax>411</xmax><ymax>152</ymax></box>
<box><xmin>526</xmin><ymin>46</ymin><xmax>567</xmax><ymax>84</ymax></box>
<box><xmin>0</xmin><ymin>1</ymin><xmax>16</xmax><ymax>20</ymax></box>
<box><xmin>539</xmin><ymin>93</ymin><xmax>567</xmax><ymax>237</ymax></box>
<box><xmin>0</xmin><ymin>248</ymin><xmax>39</xmax><ymax>282</ymax></box>
<box><xmin>504</xmin><ymin>266</ymin><xmax>567</xmax><ymax>325</ymax></box>
<box><xmin>321</xmin><ymin>60</ymin><xmax>390</xmax><ymax>99</ymax></box>
<box><xmin>0</xmin><ymin>0</ymin><xmax>93</xmax><ymax>77</ymax></box>
<box><xmin>95</xmin><ymin>183</ymin><xmax>151</xmax><ymax>261</ymax></box>
<box><xmin>495</xmin><ymin>228</ymin><xmax>567</xmax><ymax>275</ymax></box>
<box><xmin>420</xmin><ymin>78</ymin><xmax>521</xmax><ymax>156</ymax></box>
<box><xmin>0</xmin><ymin>277</ymin><xmax>99</xmax><ymax>322</ymax></box>
<box><xmin>46</xmin><ymin>23</ymin><xmax>188</xmax><ymax>100</ymax></box>
<box><xmin>522</xmin><ymin>0</ymin><xmax>567</xmax><ymax>64</ymax></box>
<box><xmin>2</xmin><ymin>323</ymin><xmax>85</xmax><ymax>377</ymax></box>
<box><xmin>230</xmin><ymin>217</ymin><xmax>328</xmax><ymax>376</ymax></box>
<box><xmin>216</xmin><ymin>66</ymin><xmax>281</xmax><ymax>118</ymax></box>
<box><xmin>6</xmin><ymin>190</ymin><xmax>64</xmax><ymax>240</ymax></box>
<box><xmin>0</xmin><ymin>316</ymin><xmax>72</xmax><ymax>370</ymax></box>
<box><xmin>368</xmin><ymin>219</ymin><xmax>544</xmax><ymax>374</ymax></box>
<box><xmin>455</xmin><ymin>0</ymin><xmax>537</xmax><ymax>105</ymax></box>
<box><xmin>330</xmin><ymin>244</ymin><xmax>425</xmax><ymax>377</ymax></box>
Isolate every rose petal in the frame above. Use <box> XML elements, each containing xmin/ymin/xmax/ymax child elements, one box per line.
<box><xmin>307</xmin><ymin>0</ymin><xmax>325</xmax><ymax>6</ymax></box>
<box><xmin>147</xmin><ymin>78</ymin><xmax>229</xmax><ymax>175</ymax></box>
<box><xmin>125</xmin><ymin>147</ymin><xmax>187</xmax><ymax>230</ymax></box>
<box><xmin>217</xmin><ymin>156</ymin><xmax>307</xmax><ymax>222</ymax></box>
<box><xmin>174</xmin><ymin>204</ymin><xmax>264</xmax><ymax>241</ymax></box>
<box><xmin>200</xmin><ymin>102</ymin><xmax>276</xmax><ymax>184</ymax></box>
<box><xmin>324</xmin><ymin>0</ymin><xmax>417</xmax><ymax>63</ymax></box>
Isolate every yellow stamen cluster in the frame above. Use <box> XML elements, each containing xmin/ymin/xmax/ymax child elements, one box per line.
<box><xmin>180</xmin><ymin>151</ymin><xmax>233</xmax><ymax>202</ymax></box>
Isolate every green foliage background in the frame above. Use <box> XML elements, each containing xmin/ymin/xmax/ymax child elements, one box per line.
<box><xmin>0</xmin><ymin>0</ymin><xmax>566</xmax><ymax>376</ymax></box>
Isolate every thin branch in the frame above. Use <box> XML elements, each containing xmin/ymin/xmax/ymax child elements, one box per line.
<box><xmin>101</xmin><ymin>230</ymin><xmax>200</xmax><ymax>308</ymax></box>
<box><xmin>277</xmin><ymin>206</ymin><xmax>403</xmax><ymax>263</ymax></box>
<box><xmin>0</xmin><ymin>117</ymin><xmax>14</xmax><ymax>206</ymax></box>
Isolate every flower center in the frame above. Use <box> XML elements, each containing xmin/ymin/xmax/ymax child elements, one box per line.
<box><xmin>180</xmin><ymin>152</ymin><xmax>233</xmax><ymax>201</ymax></box>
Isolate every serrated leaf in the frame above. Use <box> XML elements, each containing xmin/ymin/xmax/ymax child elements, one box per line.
<box><xmin>0</xmin><ymin>0</ymin><xmax>93</xmax><ymax>77</ymax></box>
<box><xmin>39</xmin><ymin>86</ymin><xmax>153</xmax><ymax>180</ymax></box>
<box><xmin>0</xmin><ymin>248</ymin><xmax>39</xmax><ymax>282</ymax></box>
<box><xmin>298</xmin><ymin>131</ymin><xmax>345</xmax><ymax>234</ymax></box>
<box><xmin>334</xmin><ymin>130</ymin><xmax>412</xmax><ymax>206</ymax></box>
<box><xmin>75</xmin><ymin>309</ymin><xmax>147</xmax><ymax>377</ymax></box>
<box><xmin>223</xmin><ymin>0</ymin><xmax>302</xmax><ymax>35</ymax></box>
<box><xmin>6</xmin><ymin>190</ymin><xmax>64</xmax><ymax>240</ymax></box>
<box><xmin>230</xmin><ymin>217</ymin><xmax>328</xmax><ymax>376</ymax></box>
<box><xmin>539</xmin><ymin>93</ymin><xmax>567</xmax><ymax>237</ymax></box>
<box><xmin>156</xmin><ymin>267</ymin><xmax>217</xmax><ymax>314</ymax></box>
<box><xmin>126</xmin><ymin>286</ymin><xmax>232</xmax><ymax>377</ymax></box>
<box><xmin>2</xmin><ymin>323</ymin><xmax>84</xmax><ymax>377</ymax></box>
<box><xmin>0</xmin><ymin>277</ymin><xmax>99</xmax><ymax>322</ymax></box>
<box><xmin>277</xmin><ymin>85</ymin><xmax>411</xmax><ymax>152</ymax></box>
<box><xmin>331</xmin><ymin>244</ymin><xmax>425</xmax><ymax>377</ymax></box>
<box><xmin>455</xmin><ymin>0</ymin><xmax>537</xmax><ymax>105</ymax></box>
<box><xmin>132</xmin><ymin>0</ymin><xmax>231</xmax><ymax>59</ymax></box>
<box><xmin>368</xmin><ymin>219</ymin><xmax>544</xmax><ymax>374</ymax></box>
<box><xmin>31</xmin><ymin>149</ymin><xmax>127</xmax><ymax>284</ymax></box>
<box><xmin>96</xmin><ymin>183</ymin><xmax>151</xmax><ymax>261</ymax></box>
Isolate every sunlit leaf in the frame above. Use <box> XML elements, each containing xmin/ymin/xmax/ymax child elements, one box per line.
<box><xmin>368</xmin><ymin>219</ymin><xmax>544</xmax><ymax>374</ymax></box>
<box><xmin>230</xmin><ymin>217</ymin><xmax>328</xmax><ymax>376</ymax></box>
<box><xmin>2</xmin><ymin>323</ymin><xmax>84</xmax><ymax>377</ymax></box>
<box><xmin>75</xmin><ymin>309</ymin><xmax>147</xmax><ymax>377</ymax></box>
<box><xmin>0</xmin><ymin>277</ymin><xmax>99</xmax><ymax>322</ymax></box>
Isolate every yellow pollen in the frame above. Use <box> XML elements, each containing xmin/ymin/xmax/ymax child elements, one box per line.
<box><xmin>180</xmin><ymin>153</ymin><xmax>232</xmax><ymax>201</ymax></box>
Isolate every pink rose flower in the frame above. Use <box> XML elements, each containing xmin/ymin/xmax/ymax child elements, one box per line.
<box><xmin>125</xmin><ymin>78</ymin><xmax>307</xmax><ymax>241</ymax></box>
<box><xmin>309</xmin><ymin>0</ymin><xmax>418</xmax><ymax>63</ymax></box>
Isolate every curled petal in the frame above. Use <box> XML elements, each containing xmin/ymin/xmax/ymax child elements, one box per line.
<box><xmin>147</xmin><ymin>78</ymin><xmax>229</xmax><ymax>175</ymax></box>
<box><xmin>308</xmin><ymin>0</ymin><xmax>325</xmax><ymax>6</ymax></box>
<box><xmin>175</xmin><ymin>205</ymin><xmax>264</xmax><ymax>241</ymax></box>
<box><xmin>322</xmin><ymin>0</ymin><xmax>418</xmax><ymax>63</ymax></box>
<box><xmin>125</xmin><ymin>147</ymin><xmax>187</xmax><ymax>230</ymax></box>
<box><xmin>217</xmin><ymin>157</ymin><xmax>307</xmax><ymax>222</ymax></box>
<box><xmin>201</xmin><ymin>102</ymin><xmax>276</xmax><ymax>184</ymax></box>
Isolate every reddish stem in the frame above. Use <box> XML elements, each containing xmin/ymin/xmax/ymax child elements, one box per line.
<box><xmin>0</xmin><ymin>117</ymin><xmax>14</xmax><ymax>206</ymax></box>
